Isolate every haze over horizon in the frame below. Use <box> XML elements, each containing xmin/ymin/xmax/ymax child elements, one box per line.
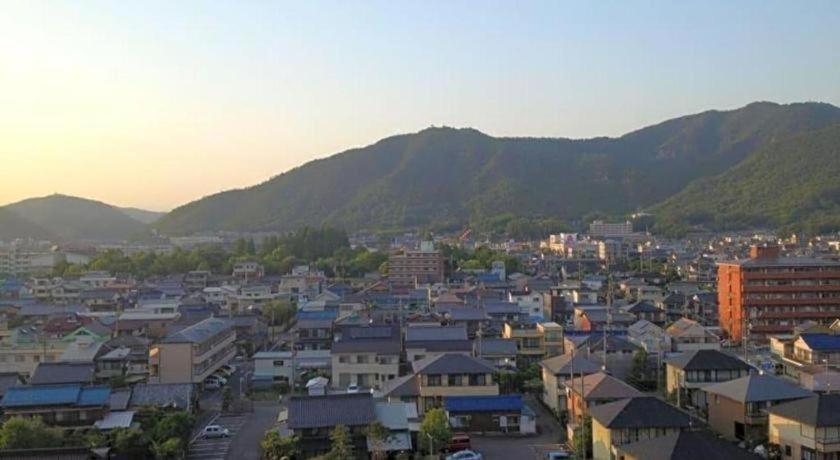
<box><xmin>2</xmin><ymin>1</ymin><xmax>839</xmax><ymax>211</ymax></box>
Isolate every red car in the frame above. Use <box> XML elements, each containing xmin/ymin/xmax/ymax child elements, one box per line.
<box><xmin>447</xmin><ymin>433</ymin><xmax>472</xmax><ymax>453</ymax></box>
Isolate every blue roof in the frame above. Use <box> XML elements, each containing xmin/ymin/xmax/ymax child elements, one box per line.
<box><xmin>1</xmin><ymin>385</ymin><xmax>110</xmax><ymax>408</ymax></box>
<box><xmin>297</xmin><ymin>310</ymin><xmax>338</xmax><ymax>320</ymax></box>
<box><xmin>444</xmin><ymin>395</ymin><xmax>524</xmax><ymax>413</ymax></box>
<box><xmin>800</xmin><ymin>333</ymin><xmax>840</xmax><ymax>351</ymax></box>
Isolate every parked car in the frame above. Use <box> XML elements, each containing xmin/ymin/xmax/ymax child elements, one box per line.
<box><xmin>210</xmin><ymin>373</ymin><xmax>228</xmax><ymax>385</ymax></box>
<box><xmin>201</xmin><ymin>425</ymin><xmax>230</xmax><ymax>438</ymax></box>
<box><xmin>446</xmin><ymin>450</ymin><xmax>483</xmax><ymax>460</ymax></box>
<box><xmin>222</xmin><ymin>364</ymin><xmax>237</xmax><ymax>375</ymax></box>
<box><xmin>346</xmin><ymin>384</ymin><xmax>360</xmax><ymax>394</ymax></box>
<box><xmin>203</xmin><ymin>378</ymin><xmax>222</xmax><ymax>390</ymax></box>
<box><xmin>206</xmin><ymin>375</ymin><xmax>226</xmax><ymax>386</ymax></box>
<box><xmin>447</xmin><ymin>433</ymin><xmax>471</xmax><ymax>453</ymax></box>
<box><xmin>547</xmin><ymin>450</ymin><xmax>571</xmax><ymax>459</ymax></box>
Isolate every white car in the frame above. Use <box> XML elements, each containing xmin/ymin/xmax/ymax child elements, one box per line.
<box><xmin>201</xmin><ymin>425</ymin><xmax>230</xmax><ymax>438</ymax></box>
<box><xmin>206</xmin><ymin>375</ymin><xmax>227</xmax><ymax>386</ymax></box>
<box><xmin>446</xmin><ymin>451</ymin><xmax>483</xmax><ymax>460</ymax></box>
<box><xmin>204</xmin><ymin>379</ymin><xmax>222</xmax><ymax>390</ymax></box>
<box><xmin>222</xmin><ymin>364</ymin><xmax>237</xmax><ymax>375</ymax></box>
<box><xmin>346</xmin><ymin>384</ymin><xmax>360</xmax><ymax>394</ymax></box>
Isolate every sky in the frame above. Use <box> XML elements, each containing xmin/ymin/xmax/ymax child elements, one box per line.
<box><xmin>1</xmin><ymin>1</ymin><xmax>839</xmax><ymax>211</ymax></box>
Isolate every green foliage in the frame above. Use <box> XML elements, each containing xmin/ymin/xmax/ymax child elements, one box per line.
<box><xmin>653</xmin><ymin>124</ymin><xmax>840</xmax><ymax>236</ymax></box>
<box><xmin>150</xmin><ymin>437</ymin><xmax>183</xmax><ymax>460</ymax></box>
<box><xmin>261</xmin><ymin>431</ymin><xmax>300</xmax><ymax>460</ymax></box>
<box><xmin>0</xmin><ymin>417</ymin><xmax>64</xmax><ymax>449</ymax></box>
<box><xmin>438</xmin><ymin>243</ymin><xmax>522</xmax><ymax>275</ymax></box>
<box><xmin>419</xmin><ymin>408</ymin><xmax>452</xmax><ymax>455</ymax></box>
<box><xmin>154</xmin><ymin>103</ymin><xmax>840</xmax><ymax>235</ymax></box>
<box><xmin>496</xmin><ymin>363</ymin><xmax>541</xmax><ymax>394</ymax></box>
<box><xmin>572</xmin><ymin>415</ymin><xmax>593</xmax><ymax>458</ymax></box>
<box><xmin>325</xmin><ymin>425</ymin><xmax>354</xmax><ymax>460</ymax></box>
<box><xmin>366</xmin><ymin>421</ymin><xmax>391</xmax><ymax>460</ymax></box>
<box><xmin>112</xmin><ymin>428</ymin><xmax>149</xmax><ymax>459</ymax></box>
<box><xmin>222</xmin><ymin>386</ymin><xmax>233</xmax><ymax>412</ymax></box>
<box><xmin>262</xmin><ymin>300</ymin><xmax>297</xmax><ymax>327</ymax></box>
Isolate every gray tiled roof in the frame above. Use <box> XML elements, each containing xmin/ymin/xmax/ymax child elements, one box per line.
<box><xmin>287</xmin><ymin>393</ymin><xmax>375</xmax><ymax>429</ymax></box>
<box><xmin>618</xmin><ymin>430</ymin><xmax>761</xmax><ymax>460</ymax></box>
<box><xmin>590</xmin><ymin>396</ymin><xmax>693</xmax><ymax>429</ymax></box>
<box><xmin>540</xmin><ymin>353</ymin><xmax>602</xmax><ymax>376</ymax></box>
<box><xmin>380</xmin><ymin>374</ymin><xmax>420</xmax><ymax>398</ymax></box>
<box><xmin>129</xmin><ymin>383</ymin><xmax>194</xmax><ymax>411</ymax></box>
<box><xmin>161</xmin><ymin>317</ymin><xmax>231</xmax><ymax>344</ymax></box>
<box><xmin>767</xmin><ymin>394</ymin><xmax>840</xmax><ymax>427</ymax></box>
<box><xmin>30</xmin><ymin>362</ymin><xmax>95</xmax><ymax>385</ymax></box>
<box><xmin>331</xmin><ymin>325</ymin><xmax>400</xmax><ymax>354</ymax></box>
<box><xmin>406</xmin><ymin>325</ymin><xmax>467</xmax><ymax>342</ymax></box>
<box><xmin>0</xmin><ymin>373</ymin><xmax>22</xmax><ymax>396</ymax></box>
<box><xmin>703</xmin><ymin>374</ymin><xmax>813</xmax><ymax>403</ymax></box>
<box><xmin>475</xmin><ymin>338</ymin><xmax>518</xmax><ymax>356</ymax></box>
<box><xmin>666</xmin><ymin>349</ymin><xmax>751</xmax><ymax>371</ymax></box>
<box><xmin>412</xmin><ymin>353</ymin><xmax>495</xmax><ymax>375</ymax></box>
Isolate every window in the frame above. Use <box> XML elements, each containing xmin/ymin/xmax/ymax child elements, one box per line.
<box><xmin>356</xmin><ymin>355</ymin><xmax>370</xmax><ymax>364</ymax></box>
<box><xmin>785</xmin><ymin>445</ymin><xmax>792</xmax><ymax>457</ymax></box>
<box><xmin>427</xmin><ymin>374</ymin><xmax>442</xmax><ymax>386</ymax></box>
<box><xmin>33</xmin><ymin>355</ymin><xmax>40</xmax><ymax>362</ymax></box>
<box><xmin>450</xmin><ymin>375</ymin><xmax>463</xmax><ymax>386</ymax></box>
<box><xmin>14</xmin><ymin>355</ymin><xmax>24</xmax><ymax>363</ymax></box>
<box><xmin>339</xmin><ymin>355</ymin><xmax>350</xmax><ymax>363</ymax></box>
<box><xmin>469</xmin><ymin>374</ymin><xmax>487</xmax><ymax>386</ymax></box>
<box><xmin>273</xmin><ymin>360</ymin><xmax>285</xmax><ymax>366</ymax></box>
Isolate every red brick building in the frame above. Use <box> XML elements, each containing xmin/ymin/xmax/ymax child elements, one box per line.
<box><xmin>718</xmin><ymin>245</ymin><xmax>840</xmax><ymax>341</ymax></box>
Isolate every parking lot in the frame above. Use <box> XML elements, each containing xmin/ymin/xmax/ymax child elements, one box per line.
<box><xmin>187</xmin><ymin>414</ymin><xmax>249</xmax><ymax>460</ymax></box>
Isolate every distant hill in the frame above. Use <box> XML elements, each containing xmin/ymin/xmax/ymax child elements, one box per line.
<box><xmin>155</xmin><ymin>101</ymin><xmax>840</xmax><ymax>235</ymax></box>
<box><xmin>119</xmin><ymin>207</ymin><xmax>165</xmax><ymax>224</ymax></box>
<box><xmin>0</xmin><ymin>208</ymin><xmax>55</xmax><ymax>242</ymax></box>
<box><xmin>652</xmin><ymin>124</ymin><xmax>840</xmax><ymax>235</ymax></box>
<box><xmin>2</xmin><ymin>195</ymin><xmax>150</xmax><ymax>242</ymax></box>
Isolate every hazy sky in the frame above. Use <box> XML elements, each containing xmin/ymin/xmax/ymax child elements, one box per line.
<box><xmin>2</xmin><ymin>1</ymin><xmax>839</xmax><ymax>211</ymax></box>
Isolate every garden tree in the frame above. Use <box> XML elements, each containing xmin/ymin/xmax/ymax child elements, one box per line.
<box><xmin>326</xmin><ymin>425</ymin><xmax>354</xmax><ymax>459</ymax></box>
<box><xmin>572</xmin><ymin>415</ymin><xmax>593</xmax><ymax>459</ymax></box>
<box><xmin>626</xmin><ymin>350</ymin><xmax>650</xmax><ymax>390</ymax></box>
<box><xmin>260</xmin><ymin>431</ymin><xmax>300</xmax><ymax>460</ymax></box>
<box><xmin>419</xmin><ymin>408</ymin><xmax>452</xmax><ymax>456</ymax></box>
<box><xmin>112</xmin><ymin>427</ymin><xmax>149</xmax><ymax>459</ymax></box>
<box><xmin>365</xmin><ymin>421</ymin><xmax>391</xmax><ymax>460</ymax></box>
<box><xmin>262</xmin><ymin>300</ymin><xmax>297</xmax><ymax>327</ymax></box>
<box><xmin>151</xmin><ymin>412</ymin><xmax>194</xmax><ymax>447</ymax></box>
<box><xmin>222</xmin><ymin>386</ymin><xmax>233</xmax><ymax>412</ymax></box>
<box><xmin>0</xmin><ymin>417</ymin><xmax>64</xmax><ymax>449</ymax></box>
<box><xmin>150</xmin><ymin>437</ymin><xmax>183</xmax><ymax>460</ymax></box>
<box><xmin>496</xmin><ymin>364</ymin><xmax>541</xmax><ymax>394</ymax></box>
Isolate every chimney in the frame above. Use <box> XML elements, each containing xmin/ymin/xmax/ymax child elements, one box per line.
<box><xmin>749</xmin><ymin>244</ymin><xmax>780</xmax><ymax>260</ymax></box>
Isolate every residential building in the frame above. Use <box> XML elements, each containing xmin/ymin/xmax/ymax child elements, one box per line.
<box><xmin>444</xmin><ymin>394</ymin><xmax>537</xmax><ymax>434</ymax></box>
<box><xmin>666</xmin><ymin>318</ymin><xmax>721</xmax><ymax>352</ymax></box>
<box><xmin>0</xmin><ymin>385</ymin><xmax>111</xmax><ymax>427</ymax></box>
<box><xmin>718</xmin><ymin>245</ymin><xmax>840</xmax><ymax>341</ymax></box>
<box><xmin>388</xmin><ymin>243</ymin><xmax>444</xmax><ymax>288</ymax></box>
<box><xmin>252</xmin><ymin>351</ymin><xmax>293</xmax><ymax>388</ymax></box>
<box><xmin>232</xmin><ymin>261</ymin><xmax>264</xmax><ymax>280</ymax></box>
<box><xmin>405</xmin><ymin>325</ymin><xmax>471</xmax><ymax>363</ymax></box>
<box><xmin>148</xmin><ymin>317</ymin><xmax>236</xmax><ymax>384</ymax></box>
<box><xmin>330</xmin><ymin>325</ymin><xmax>400</xmax><ymax>390</ymax></box>
<box><xmin>590</xmin><ymin>396</ymin><xmax>693</xmax><ymax>460</ymax></box>
<box><xmin>294</xmin><ymin>315</ymin><xmax>335</xmax><ymax>351</ymax></box>
<box><xmin>665</xmin><ymin>349</ymin><xmax>752</xmax><ymax>409</ymax></box>
<box><xmin>286</xmin><ymin>393</ymin><xmax>376</xmax><ymax>457</ymax></box>
<box><xmin>128</xmin><ymin>383</ymin><xmax>195</xmax><ymax>412</ymax></box>
<box><xmin>540</xmin><ymin>353</ymin><xmax>601</xmax><ymax>416</ymax></box>
<box><xmin>589</xmin><ymin>220</ymin><xmax>634</xmax><ymax>238</ymax></box>
<box><xmin>627</xmin><ymin>319</ymin><xmax>671</xmax><ymax>353</ymax></box>
<box><xmin>564</xmin><ymin>372</ymin><xmax>642</xmax><ymax>429</ymax></box>
<box><xmin>474</xmin><ymin>337</ymin><xmax>518</xmax><ymax>370</ymax></box>
<box><xmin>703</xmin><ymin>374</ymin><xmax>812</xmax><ymax>442</ymax></box>
<box><xmin>768</xmin><ymin>394</ymin><xmax>840</xmax><ymax>460</ymax></box>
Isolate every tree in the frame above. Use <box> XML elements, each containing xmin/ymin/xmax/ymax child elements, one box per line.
<box><xmin>112</xmin><ymin>427</ymin><xmax>149</xmax><ymax>459</ymax></box>
<box><xmin>222</xmin><ymin>386</ymin><xmax>233</xmax><ymax>412</ymax></box>
<box><xmin>151</xmin><ymin>412</ymin><xmax>194</xmax><ymax>447</ymax></box>
<box><xmin>0</xmin><ymin>417</ymin><xmax>64</xmax><ymax>449</ymax></box>
<box><xmin>572</xmin><ymin>415</ymin><xmax>592</xmax><ymax>459</ymax></box>
<box><xmin>261</xmin><ymin>431</ymin><xmax>300</xmax><ymax>460</ymax></box>
<box><xmin>150</xmin><ymin>437</ymin><xmax>183</xmax><ymax>459</ymax></box>
<box><xmin>419</xmin><ymin>408</ymin><xmax>451</xmax><ymax>456</ymax></box>
<box><xmin>366</xmin><ymin>421</ymin><xmax>390</xmax><ymax>460</ymax></box>
<box><xmin>326</xmin><ymin>425</ymin><xmax>353</xmax><ymax>459</ymax></box>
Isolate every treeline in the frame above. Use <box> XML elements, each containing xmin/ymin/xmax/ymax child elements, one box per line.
<box><xmin>438</xmin><ymin>243</ymin><xmax>523</xmax><ymax>275</ymax></box>
<box><xmin>53</xmin><ymin>226</ymin><xmax>387</xmax><ymax>279</ymax></box>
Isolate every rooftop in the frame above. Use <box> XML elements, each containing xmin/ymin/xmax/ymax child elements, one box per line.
<box><xmin>703</xmin><ymin>374</ymin><xmax>813</xmax><ymax>403</ymax></box>
<box><xmin>412</xmin><ymin>353</ymin><xmax>496</xmax><ymax>375</ymax></box>
<box><xmin>444</xmin><ymin>395</ymin><xmax>523</xmax><ymax>413</ymax></box>
<box><xmin>1</xmin><ymin>385</ymin><xmax>110</xmax><ymax>408</ymax></box>
<box><xmin>767</xmin><ymin>394</ymin><xmax>840</xmax><ymax>427</ymax></box>
<box><xmin>590</xmin><ymin>396</ymin><xmax>693</xmax><ymax>429</ymax></box>
<box><xmin>287</xmin><ymin>393</ymin><xmax>375</xmax><ymax>429</ymax></box>
<box><xmin>666</xmin><ymin>349</ymin><xmax>750</xmax><ymax>371</ymax></box>
<box><xmin>618</xmin><ymin>430</ymin><xmax>761</xmax><ymax>460</ymax></box>
<box><xmin>161</xmin><ymin>316</ymin><xmax>231</xmax><ymax>344</ymax></box>
<box><xmin>564</xmin><ymin>372</ymin><xmax>642</xmax><ymax>400</ymax></box>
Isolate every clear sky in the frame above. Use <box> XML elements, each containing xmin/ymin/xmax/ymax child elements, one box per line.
<box><xmin>1</xmin><ymin>1</ymin><xmax>839</xmax><ymax>211</ymax></box>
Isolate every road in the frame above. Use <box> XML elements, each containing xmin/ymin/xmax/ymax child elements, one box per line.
<box><xmin>471</xmin><ymin>396</ymin><xmax>567</xmax><ymax>459</ymax></box>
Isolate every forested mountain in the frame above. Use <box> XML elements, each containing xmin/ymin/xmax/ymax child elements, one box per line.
<box><xmin>652</xmin><ymin>124</ymin><xmax>840</xmax><ymax>235</ymax></box>
<box><xmin>155</xmin><ymin>101</ymin><xmax>840</xmax><ymax>235</ymax></box>
<box><xmin>2</xmin><ymin>195</ymin><xmax>150</xmax><ymax>242</ymax></box>
<box><xmin>0</xmin><ymin>208</ymin><xmax>55</xmax><ymax>242</ymax></box>
<box><xmin>118</xmin><ymin>207</ymin><xmax>165</xmax><ymax>224</ymax></box>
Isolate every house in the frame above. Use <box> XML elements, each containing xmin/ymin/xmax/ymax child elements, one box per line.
<box><xmin>703</xmin><ymin>374</ymin><xmax>813</xmax><ymax>442</ymax></box>
<box><xmin>665</xmin><ymin>349</ymin><xmax>752</xmax><ymax>409</ymax></box>
<box><xmin>252</xmin><ymin>351</ymin><xmax>293</xmax><ymax>388</ymax></box>
<box><xmin>502</xmin><ymin>321</ymin><xmax>564</xmax><ymax>367</ymax></box>
<box><xmin>666</xmin><ymin>318</ymin><xmax>720</xmax><ymax>352</ymax></box>
<box><xmin>369</xmin><ymin>401</ymin><xmax>414</xmax><ymax>455</ymax></box>
<box><xmin>767</xmin><ymin>394</ymin><xmax>840</xmax><ymax>460</ymax></box>
<box><xmin>381</xmin><ymin>353</ymin><xmax>499</xmax><ymax>415</ymax></box>
<box><xmin>444</xmin><ymin>394</ymin><xmax>537</xmax><ymax>434</ymax></box>
<box><xmin>540</xmin><ymin>353</ymin><xmax>601</xmax><ymax>416</ymax></box>
<box><xmin>508</xmin><ymin>290</ymin><xmax>545</xmax><ymax>319</ymax></box>
<box><xmin>294</xmin><ymin>314</ymin><xmax>335</xmax><ymax>351</ymax></box>
<box><xmin>564</xmin><ymin>372</ymin><xmax>642</xmax><ymax>441</ymax></box>
<box><xmin>330</xmin><ymin>325</ymin><xmax>400</xmax><ymax>390</ymax></box>
<box><xmin>444</xmin><ymin>307</ymin><xmax>490</xmax><ymax>338</ymax></box>
<box><xmin>622</xmin><ymin>301</ymin><xmax>666</xmax><ymax>325</ymax></box>
<box><xmin>405</xmin><ymin>325</ymin><xmax>472</xmax><ymax>363</ymax></box>
<box><xmin>306</xmin><ymin>376</ymin><xmax>328</xmax><ymax>396</ymax></box>
<box><xmin>474</xmin><ymin>337</ymin><xmax>518</xmax><ymax>370</ymax></box>
<box><xmin>569</xmin><ymin>334</ymin><xmax>640</xmax><ymax>380</ymax></box>
<box><xmin>96</xmin><ymin>335</ymin><xmax>150</xmax><ymax>383</ymax></box>
<box><xmin>287</xmin><ymin>393</ymin><xmax>376</xmax><ymax>457</ymax></box>
<box><xmin>627</xmin><ymin>320</ymin><xmax>671</xmax><ymax>353</ymax></box>
<box><xmin>0</xmin><ymin>385</ymin><xmax>111</xmax><ymax>427</ymax></box>
<box><xmin>574</xmin><ymin>307</ymin><xmax>637</xmax><ymax>332</ymax></box>
<box><xmin>30</xmin><ymin>362</ymin><xmax>95</xmax><ymax>385</ymax></box>
<box><xmin>589</xmin><ymin>396</ymin><xmax>693</xmax><ymax>460</ymax></box>
<box><xmin>148</xmin><ymin>317</ymin><xmax>236</xmax><ymax>384</ymax></box>
<box><xmin>0</xmin><ymin>372</ymin><xmax>23</xmax><ymax>399</ymax></box>
<box><xmin>615</xmin><ymin>429</ymin><xmax>761</xmax><ymax>460</ymax></box>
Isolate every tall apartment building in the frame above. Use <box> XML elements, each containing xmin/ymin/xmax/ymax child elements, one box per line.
<box><xmin>148</xmin><ymin>317</ymin><xmax>236</xmax><ymax>384</ymax></box>
<box><xmin>718</xmin><ymin>245</ymin><xmax>840</xmax><ymax>341</ymax></box>
<box><xmin>388</xmin><ymin>241</ymin><xmax>444</xmax><ymax>288</ymax></box>
<box><xmin>588</xmin><ymin>220</ymin><xmax>633</xmax><ymax>238</ymax></box>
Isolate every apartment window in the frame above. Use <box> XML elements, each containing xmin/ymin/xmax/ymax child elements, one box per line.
<box><xmin>427</xmin><ymin>374</ymin><xmax>442</xmax><ymax>386</ymax></box>
<box><xmin>801</xmin><ymin>447</ymin><xmax>816</xmax><ymax>460</ymax></box>
<box><xmin>469</xmin><ymin>374</ymin><xmax>487</xmax><ymax>386</ymax></box>
<box><xmin>339</xmin><ymin>355</ymin><xmax>350</xmax><ymax>363</ymax></box>
<box><xmin>273</xmin><ymin>360</ymin><xmax>285</xmax><ymax>366</ymax></box>
<box><xmin>356</xmin><ymin>355</ymin><xmax>370</xmax><ymax>364</ymax></box>
<box><xmin>450</xmin><ymin>375</ymin><xmax>463</xmax><ymax>386</ymax></box>
<box><xmin>785</xmin><ymin>445</ymin><xmax>792</xmax><ymax>457</ymax></box>
<box><xmin>33</xmin><ymin>355</ymin><xmax>40</xmax><ymax>363</ymax></box>
<box><xmin>14</xmin><ymin>355</ymin><xmax>24</xmax><ymax>363</ymax></box>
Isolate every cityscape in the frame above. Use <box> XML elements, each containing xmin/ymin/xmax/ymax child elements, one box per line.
<box><xmin>2</xmin><ymin>2</ymin><xmax>840</xmax><ymax>460</ymax></box>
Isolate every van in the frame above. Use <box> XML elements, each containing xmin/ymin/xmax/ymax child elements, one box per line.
<box><xmin>447</xmin><ymin>433</ymin><xmax>471</xmax><ymax>453</ymax></box>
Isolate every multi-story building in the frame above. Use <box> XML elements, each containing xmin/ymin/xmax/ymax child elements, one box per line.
<box><xmin>718</xmin><ymin>245</ymin><xmax>840</xmax><ymax>341</ymax></box>
<box><xmin>388</xmin><ymin>242</ymin><xmax>444</xmax><ymax>289</ymax></box>
<box><xmin>330</xmin><ymin>325</ymin><xmax>400</xmax><ymax>390</ymax></box>
<box><xmin>588</xmin><ymin>220</ymin><xmax>633</xmax><ymax>238</ymax></box>
<box><xmin>503</xmin><ymin>322</ymin><xmax>562</xmax><ymax>367</ymax></box>
<box><xmin>148</xmin><ymin>317</ymin><xmax>236</xmax><ymax>384</ymax></box>
<box><xmin>665</xmin><ymin>349</ymin><xmax>751</xmax><ymax>409</ymax></box>
<box><xmin>540</xmin><ymin>353</ymin><xmax>601</xmax><ymax>416</ymax></box>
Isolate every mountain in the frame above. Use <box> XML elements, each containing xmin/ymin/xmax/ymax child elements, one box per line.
<box><xmin>651</xmin><ymin>124</ymin><xmax>840</xmax><ymax>235</ymax></box>
<box><xmin>155</xmin><ymin>101</ymin><xmax>840</xmax><ymax>235</ymax></box>
<box><xmin>0</xmin><ymin>208</ymin><xmax>55</xmax><ymax>242</ymax></box>
<box><xmin>2</xmin><ymin>195</ymin><xmax>150</xmax><ymax>242</ymax></box>
<box><xmin>119</xmin><ymin>207</ymin><xmax>166</xmax><ymax>224</ymax></box>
